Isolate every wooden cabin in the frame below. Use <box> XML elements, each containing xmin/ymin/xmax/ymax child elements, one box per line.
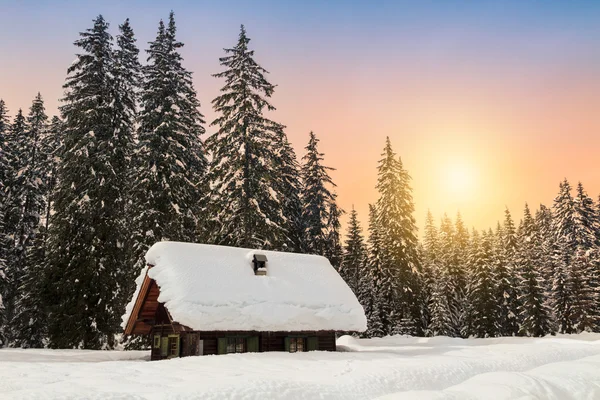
<box><xmin>122</xmin><ymin>242</ymin><xmax>366</xmax><ymax>360</ymax></box>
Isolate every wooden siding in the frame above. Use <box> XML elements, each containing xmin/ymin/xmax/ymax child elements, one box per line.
<box><xmin>148</xmin><ymin>329</ymin><xmax>337</xmax><ymax>360</ymax></box>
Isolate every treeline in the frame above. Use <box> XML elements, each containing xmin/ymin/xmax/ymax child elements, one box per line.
<box><xmin>341</xmin><ymin>178</ymin><xmax>600</xmax><ymax>338</ymax></box>
<box><xmin>0</xmin><ymin>13</ymin><xmax>343</xmax><ymax>349</ymax></box>
<box><xmin>1</xmin><ymin>12</ymin><xmax>598</xmax><ymax>350</ymax></box>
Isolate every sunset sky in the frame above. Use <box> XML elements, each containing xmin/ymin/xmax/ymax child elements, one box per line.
<box><xmin>2</xmin><ymin>0</ymin><xmax>599</xmax><ymax>234</ymax></box>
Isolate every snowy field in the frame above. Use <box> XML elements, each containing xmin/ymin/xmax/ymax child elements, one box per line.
<box><xmin>1</xmin><ymin>334</ymin><xmax>600</xmax><ymax>400</ymax></box>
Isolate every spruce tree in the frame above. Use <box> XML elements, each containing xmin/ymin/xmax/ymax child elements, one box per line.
<box><xmin>569</xmin><ymin>182</ymin><xmax>598</xmax><ymax>331</ymax></box>
<box><xmin>341</xmin><ymin>207</ymin><xmax>367</xmax><ymax>294</ymax></box>
<box><xmin>496</xmin><ymin>208</ymin><xmax>521</xmax><ymax>336</ymax></box>
<box><xmin>364</xmin><ymin>204</ymin><xmax>386</xmax><ymax>337</ymax></box>
<box><xmin>375</xmin><ymin>137</ymin><xmax>421</xmax><ymax>335</ymax></box>
<box><xmin>551</xmin><ymin>180</ymin><xmax>578</xmax><ymax>333</ymax></box>
<box><xmin>0</xmin><ymin>100</ymin><xmax>11</xmax><ymax>345</ymax></box>
<box><xmin>272</xmin><ymin>127</ymin><xmax>305</xmax><ymax>252</ymax></box>
<box><xmin>324</xmin><ymin>196</ymin><xmax>344</xmax><ymax>270</ymax></box>
<box><xmin>534</xmin><ymin>204</ymin><xmax>556</xmax><ymax>296</ymax></box>
<box><xmin>45</xmin><ymin>15</ymin><xmax>136</xmax><ymax>348</ymax></box>
<box><xmin>453</xmin><ymin>212</ymin><xmax>470</xmax><ymax>336</ymax></box>
<box><xmin>1</xmin><ymin>109</ymin><xmax>27</xmax><ymax>345</ymax></box>
<box><xmin>468</xmin><ymin>229</ymin><xmax>500</xmax><ymax>337</ymax></box>
<box><xmin>11</xmin><ymin>94</ymin><xmax>49</xmax><ymax>347</ymax></box>
<box><xmin>423</xmin><ymin>212</ymin><xmax>452</xmax><ymax>336</ymax></box>
<box><xmin>300</xmin><ymin>132</ymin><xmax>337</xmax><ymax>255</ymax></box>
<box><xmin>516</xmin><ymin>204</ymin><xmax>552</xmax><ymax>337</ymax></box>
<box><xmin>132</xmin><ymin>12</ymin><xmax>206</xmax><ymax>266</ymax></box>
<box><xmin>207</xmin><ymin>25</ymin><xmax>288</xmax><ymax>249</ymax></box>
<box><xmin>437</xmin><ymin>214</ymin><xmax>458</xmax><ymax>336</ymax></box>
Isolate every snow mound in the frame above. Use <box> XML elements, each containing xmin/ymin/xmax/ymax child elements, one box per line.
<box><xmin>123</xmin><ymin>241</ymin><xmax>367</xmax><ymax>332</ymax></box>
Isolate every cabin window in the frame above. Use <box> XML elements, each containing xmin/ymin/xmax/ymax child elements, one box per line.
<box><xmin>153</xmin><ymin>334</ymin><xmax>161</xmax><ymax>349</ymax></box>
<box><xmin>290</xmin><ymin>337</ymin><xmax>304</xmax><ymax>352</ymax></box>
<box><xmin>168</xmin><ymin>334</ymin><xmax>180</xmax><ymax>358</ymax></box>
<box><xmin>227</xmin><ymin>337</ymin><xmax>246</xmax><ymax>353</ymax></box>
<box><xmin>285</xmin><ymin>336</ymin><xmax>318</xmax><ymax>352</ymax></box>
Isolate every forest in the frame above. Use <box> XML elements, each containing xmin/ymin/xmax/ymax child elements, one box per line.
<box><xmin>0</xmin><ymin>12</ymin><xmax>598</xmax><ymax>349</ymax></box>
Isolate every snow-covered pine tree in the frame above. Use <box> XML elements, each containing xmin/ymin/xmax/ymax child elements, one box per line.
<box><xmin>469</xmin><ymin>229</ymin><xmax>500</xmax><ymax>337</ymax></box>
<box><xmin>437</xmin><ymin>214</ymin><xmax>458</xmax><ymax>336</ymax></box>
<box><xmin>423</xmin><ymin>212</ymin><xmax>452</xmax><ymax>336</ymax></box>
<box><xmin>551</xmin><ymin>179</ymin><xmax>578</xmax><ymax>333</ymax></box>
<box><xmin>569</xmin><ymin>182</ymin><xmax>598</xmax><ymax>332</ymax></box>
<box><xmin>363</xmin><ymin>204</ymin><xmax>386</xmax><ymax>338</ymax></box>
<box><xmin>11</xmin><ymin>94</ymin><xmax>49</xmax><ymax>348</ymax></box>
<box><xmin>111</xmin><ymin>18</ymin><xmax>143</xmax><ymax>324</ymax></box>
<box><xmin>516</xmin><ymin>203</ymin><xmax>553</xmax><ymax>337</ymax></box>
<box><xmin>453</xmin><ymin>212</ymin><xmax>470</xmax><ymax>337</ymax></box>
<box><xmin>132</xmin><ymin>13</ymin><xmax>206</xmax><ymax>266</ymax></box>
<box><xmin>534</xmin><ymin>204</ymin><xmax>556</xmax><ymax>297</ymax></box>
<box><xmin>340</xmin><ymin>207</ymin><xmax>367</xmax><ymax>294</ymax></box>
<box><xmin>45</xmin><ymin>15</ymin><xmax>137</xmax><ymax>349</ymax></box>
<box><xmin>0</xmin><ymin>99</ymin><xmax>12</xmax><ymax>346</ymax></box>
<box><xmin>272</xmin><ymin>126</ymin><xmax>305</xmax><ymax>252</ymax></box>
<box><xmin>324</xmin><ymin>195</ymin><xmax>344</xmax><ymax>270</ymax></box>
<box><xmin>375</xmin><ymin>137</ymin><xmax>421</xmax><ymax>335</ymax></box>
<box><xmin>496</xmin><ymin>208</ymin><xmax>521</xmax><ymax>336</ymax></box>
<box><xmin>300</xmin><ymin>132</ymin><xmax>337</xmax><ymax>255</ymax></box>
<box><xmin>0</xmin><ymin>109</ymin><xmax>27</xmax><ymax>345</ymax></box>
<box><xmin>40</xmin><ymin>116</ymin><xmax>63</xmax><ymax>237</ymax></box>
<box><xmin>206</xmin><ymin>25</ymin><xmax>286</xmax><ymax>250</ymax></box>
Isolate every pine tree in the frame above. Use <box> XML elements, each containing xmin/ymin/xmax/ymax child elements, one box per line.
<box><xmin>300</xmin><ymin>132</ymin><xmax>337</xmax><ymax>255</ymax></box>
<box><xmin>437</xmin><ymin>214</ymin><xmax>458</xmax><ymax>336</ymax></box>
<box><xmin>0</xmin><ymin>99</ymin><xmax>12</xmax><ymax>346</ymax></box>
<box><xmin>363</xmin><ymin>204</ymin><xmax>386</xmax><ymax>338</ymax></box>
<box><xmin>551</xmin><ymin>180</ymin><xmax>578</xmax><ymax>333</ymax></box>
<box><xmin>569</xmin><ymin>183</ymin><xmax>598</xmax><ymax>331</ymax></box>
<box><xmin>272</xmin><ymin>127</ymin><xmax>305</xmax><ymax>252</ymax></box>
<box><xmin>207</xmin><ymin>25</ymin><xmax>291</xmax><ymax>249</ymax></box>
<box><xmin>40</xmin><ymin>116</ymin><xmax>63</xmax><ymax>237</ymax></box>
<box><xmin>468</xmin><ymin>229</ymin><xmax>500</xmax><ymax>337</ymax></box>
<box><xmin>534</xmin><ymin>204</ymin><xmax>556</xmax><ymax>296</ymax></box>
<box><xmin>324</xmin><ymin>196</ymin><xmax>344</xmax><ymax>270</ymax></box>
<box><xmin>423</xmin><ymin>211</ymin><xmax>452</xmax><ymax>336</ymax></box>
<box><xmin>516</xmin><ymin>204</ymin><xmax>552</xmax><ymax>337</ymax></box>
<box><xmin>1</xmin><ymin>109</ymin><xmax>27</xmax><ymax>345</ymax></box>
<box><xmin>375</xmin><ymin>137</ymin><xmax>421</xmax><ymax>335</ymax></box>
<box><xmin>45</xmin><ymin>15</ymin><xmax>137</xmax><ymax>348</ymax></box>
<box><xmin>11</xmin><ymin>94</ymin><xmax>49</xmax><ymax>347</ymax></box>
<box><xmin>453</xmin><ymin>212</ymin><xmax>470</xmax><ymax>336</ymax></box>
<box><xmin>340</xmin><ymin>207</ymin><xmax>367</xmax><ymax>294</ymax></box>
<box><xmin>496</xmin><ymin>208</ymin><xmax>521</xmax><ymax>336</ymax></box>
<box><xmin>132</xmin><ymin>12</ymin><xmax>206</xmax><ymax>266</ymax></box>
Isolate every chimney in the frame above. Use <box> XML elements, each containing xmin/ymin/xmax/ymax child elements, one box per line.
<box><xmin>252</xmin><ymin>254</ymin><xmax>268</xmax><ymax>276</ymax></box>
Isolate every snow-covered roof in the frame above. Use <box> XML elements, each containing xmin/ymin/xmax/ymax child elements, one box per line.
<box><xmin>123</xmin><ymin>242</ymin><xmax>367</xmax><ymax>332</ymax></box>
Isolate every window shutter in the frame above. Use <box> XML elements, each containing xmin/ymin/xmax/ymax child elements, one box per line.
<box><xmin>247</xmin><ymin>336</ymin><xmax>259</xmax><ymax>352</ymax></box>
<box><xmin>218</xmin><ymin>337</ymin><xmax>228</xmax><ymax>355</ymax></box>
<box><xmin>284</xmin><ymin>337</ymin><xmax>291</xmax><ymax>352</ymax></box>
<box><xmin>307</xmin><ymin>336</ymin><xmax>318</xmax><ymax>351</ymax></box>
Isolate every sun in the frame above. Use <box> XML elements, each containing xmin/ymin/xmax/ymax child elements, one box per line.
<box><xmin>443</xmin><ymin>163</ymin><xmax>476</xmax><ymax>198</ymax></box>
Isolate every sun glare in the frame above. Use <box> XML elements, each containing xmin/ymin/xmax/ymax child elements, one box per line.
<box><xmin>443</xmin><ymin>163</ymin><xmax>476</xmax><ymax>199</ymax></box>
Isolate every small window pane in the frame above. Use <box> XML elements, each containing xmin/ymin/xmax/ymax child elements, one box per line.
<box><xmin>296</xmin><ymin>338</ymin><xmax>304</xmax><ymax>352</ymax></box>
<box><xmin>169</xmin><ymin>337</ymin><xmax>178</xmax><ymax>356</ymax></box>
<box><xmin>236</xmin><ymin>338</ymin><xmax>244</xmax><ymax>353</ymax></box>
<box><xmin>227</xmin><ymin>340</ymin><xmax>236</xmax><ymax>353</ymax></box>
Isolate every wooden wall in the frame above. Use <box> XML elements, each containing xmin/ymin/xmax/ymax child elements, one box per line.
<box><xmin>149</xmin><ymin>329</ymin><xmax>337</xmax><ymax>360</ymax></box>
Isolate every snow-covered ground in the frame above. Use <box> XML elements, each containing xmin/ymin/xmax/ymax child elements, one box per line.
<box><xmin>1</xmin><ymin>334</ymin><xmax>599</xmax><ymax>399</ymax></box>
